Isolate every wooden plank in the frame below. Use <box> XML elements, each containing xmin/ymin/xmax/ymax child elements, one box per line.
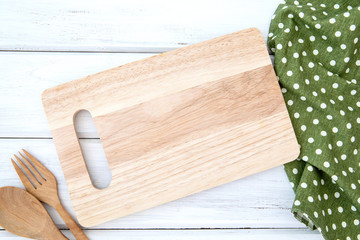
<box><xmin>0</xmin><ymin>139</ymin><xmax>302</xmax><ymax>229</ymax></box>
<box><xmin>0</xmin><ymin>52</ymin><xmax>154</xmax><ymax>138</ymax></box>
<box><xmin>0</xmin><ymin>52</ymin><xmax>275</xmax><ymax>138</ymax></box>
<box><xmin>0</xmin><ymin>229</ymin><xmax>322</xmax><ymax>240</ymax></box>
<box><xmin>0</xmin><ymin>0</ymin><xmax>282</xmax><ymax>52</ymax></box>
<box><xmin>0</xmin><ymin>0</ymin><xmax>307</xmax><ymax>237</ymax></box>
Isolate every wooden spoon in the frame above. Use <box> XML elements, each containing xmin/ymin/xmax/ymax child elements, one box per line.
<box><xmin>0</xmin><ymin>186</ymin><xmax>67</xmax><ymax>240</ymax></box>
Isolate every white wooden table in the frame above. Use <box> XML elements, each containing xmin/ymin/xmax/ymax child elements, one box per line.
<box><xmin>0</xmin><ymin>1</ymin><xmax>323</xmax><ymax>239</ymax></box>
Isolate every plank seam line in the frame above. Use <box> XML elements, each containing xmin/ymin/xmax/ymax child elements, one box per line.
<box><xmin>0</xmin><ymin>50</ymin><xmax>165</xmax><ymax>54</ymax></box>
<box><xmin>0</xmin><ymin>50</ymin><xmax>275</xmax><ymax>56</ymax></box>
<box><xmin>0</xmin><ymin>137</ymin><xmax>102</xmax><ymax>140</ymax></box>
<box><xmin>1</xmin><ymin>227</ymin><xmax>311</xmax><ymax>231</ymax></box>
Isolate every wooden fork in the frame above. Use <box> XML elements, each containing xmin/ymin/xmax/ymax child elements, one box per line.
<box><xmin>11</xmin><ymin>149</ymin><xmax>89</xmax><ymax>240</ymax></box>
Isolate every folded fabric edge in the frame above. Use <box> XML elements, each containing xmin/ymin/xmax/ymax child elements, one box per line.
<box><xmin>292</xmin><ymin>207</ymin><xmax>329</xmax><ymax>240</ymax></box>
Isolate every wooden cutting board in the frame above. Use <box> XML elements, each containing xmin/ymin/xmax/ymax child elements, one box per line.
<box><xmin>42</xmin><ymin>28</ymin><xmax>299</xmax><ymax>227</ymax></box>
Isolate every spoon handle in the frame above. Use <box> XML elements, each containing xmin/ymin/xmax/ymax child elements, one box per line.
<box><xmin>54</xmin><ymin>203</ymin><xmax>89</xmax><ymax>240</ymax></box>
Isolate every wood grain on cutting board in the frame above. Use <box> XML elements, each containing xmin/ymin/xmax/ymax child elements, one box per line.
<box><xmin>42</xmin><ymin>28</ymin><xmax>299</xmax><ymax>227</ymax></box>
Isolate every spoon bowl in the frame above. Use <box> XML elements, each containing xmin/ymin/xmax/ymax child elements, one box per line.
<box><xmin>0</xmin><ymin>186</ymin><xmax>67</xmax><ymax>240</ymax></box>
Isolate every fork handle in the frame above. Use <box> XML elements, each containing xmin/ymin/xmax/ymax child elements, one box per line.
<box><xmin>54</xmin><ymin>203</ymin><xmax>89</xmax><ymax>240</ymax></box>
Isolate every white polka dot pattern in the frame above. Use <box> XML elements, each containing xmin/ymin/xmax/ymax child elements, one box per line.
<box><xmin>268</xmin><ymin>0</ymin><xmax>360</xmax><ymax>239</ymax></box>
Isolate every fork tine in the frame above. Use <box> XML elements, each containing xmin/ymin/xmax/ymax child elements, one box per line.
<box><xmin>18</xmin><ymin>151</ymin><xmax>45</xmax><ymax>181</ymax></box>
<box><xmin>11</xmin><ymin>158</ymin><xmax>37</xmax><ymax>189</ymax></box>
<box><xmin>22</xmin><ymin>149</ymin><xmax>52</xmax><ymax>178</ymax></box>
<box><xmin>14</xmin><ymin>154</ymin><xmax>40</xmax><ymax>186</ymax></box>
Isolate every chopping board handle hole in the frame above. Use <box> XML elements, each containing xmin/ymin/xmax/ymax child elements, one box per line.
<box><xmin>74</xmin><ymin>109</ymin><xmax>112</xmax><ymax>189</ymax></box>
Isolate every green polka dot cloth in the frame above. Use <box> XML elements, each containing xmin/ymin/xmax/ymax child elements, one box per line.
<box><xmin>268</xmin><ymin>0</ymin><xmax>360</xmax><ymax>239</ymax></box>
